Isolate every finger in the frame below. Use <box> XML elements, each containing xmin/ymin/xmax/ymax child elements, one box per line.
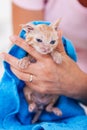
<box><xmin>25</xmin><ymin>81</ymin><xmax>49</xmax><ymax>94</ymax></box>
<box><xmin>57</xmin><ymin>30</ymin><xmax>66</xmax><ymax>54</ymax></box>
<box><xmin>0</xmin><ymin>52</ymin><xmax>39</xmax><ymax>75</ymax></box>
<box><xmin>0</xmin><ymin>52</ymin><xmax>19</xmax><ymax>66</ymax></box>
<box><xmin>26</xmin><ymin>80</ymin><xmax>62</xmax><ymax>94</ymax></box>
<box><xmin>9</xmin><ymin>35</ymin><xmax>42</xmax><ymax>60</ymax></box>
<box><xmin>11</xmin><ymin>66</ymin><xmax>46</xmax><ymax>93</ymax></box>
<box><xmin>0</xmin><ymin>52</ymin><xmax>30</xmax><ymax>72</ymax></box>
<box><xmin>11</xmin><ymin>66</ymin><xmax>36</xmax><ymax>82</ymax></box>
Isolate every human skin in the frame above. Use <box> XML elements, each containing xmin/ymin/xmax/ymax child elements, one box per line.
<box><xmin>12</xmin><ymin>2</ymin><xmax>44</xmax><ymax>34</ymax></box>
<box><xmin>0</xmin><ymin>31</ymin><xmax>87</xmax><ymax>105</ymax></box>
<box><xmin>12</xmin><ymin>0</ymin><xmax>87</xmax><ymax>35</ymax></box>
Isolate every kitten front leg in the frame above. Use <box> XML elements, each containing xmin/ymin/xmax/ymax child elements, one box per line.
<box><xmin>51</xmin><ymin>51</ymin><xmax>62</xmax><ymax>64</ymax></box>
<box><xmin>17</xmin><ymin>55</ymin><xmax>30</xmax><ymax>69</ymax></box>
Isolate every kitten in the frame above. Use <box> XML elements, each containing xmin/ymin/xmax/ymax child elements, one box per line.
<box><xmin>18</xmin><ymin>20</ymin><xmax>62</xmax><ymax>123</ymax></box>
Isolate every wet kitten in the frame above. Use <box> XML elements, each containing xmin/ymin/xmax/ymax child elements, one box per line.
<box><xmin>18</xmin><ymin>20</ymin><xmax>62</xmax><ymax>123</ymax></box>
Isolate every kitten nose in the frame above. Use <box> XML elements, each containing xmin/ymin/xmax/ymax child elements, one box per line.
<box><xmin>40</xmin><ymin>44</ymin><xmax>51</xmax><ymax>52</ymax></box>
<box><xmin>43</xmin><ymin>47</ymin><xmax>50</xmax><ymax>52</ymax></box>
<box><xmin>43</xmin><ymin>44</ymin><xmax>49</xmax><ymax>48</ymax></box>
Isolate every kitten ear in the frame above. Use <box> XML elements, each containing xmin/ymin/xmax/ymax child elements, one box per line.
<box><xmin>52</xmin><ymin>18</ymin><xmax>61</xmax><ymax>30</ymax></box>
<box><xmin>20</xmin><ymin>23</ymin><xmax>34</xmax><ymax>33</ymax></box>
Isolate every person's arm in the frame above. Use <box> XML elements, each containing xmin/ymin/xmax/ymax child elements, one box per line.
<box><xmin>0</xmin><ymin>32</ymin><xmax>87</xmax><ymax>105</ymax></box>
<box><xmin>12</xmin><ymin>2</ymin><xmax>44</xmax><ymax>34</ymax></box>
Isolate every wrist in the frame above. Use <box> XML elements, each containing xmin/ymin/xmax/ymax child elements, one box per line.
<box><xmin>72</xmin><ymin>70</ymin><xmax>87</xmax><ymax>104</ymax></box>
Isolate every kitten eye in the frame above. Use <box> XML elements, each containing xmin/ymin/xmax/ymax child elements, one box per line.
<box><xmin>36</xmin><ymin>38</ymin><xmax>42</xmax><ymax>42</ymax></box>
<box><xmin>50</xmin><ymin>40</ymin><xmax>56</xmax><ymax>44</ymax></box>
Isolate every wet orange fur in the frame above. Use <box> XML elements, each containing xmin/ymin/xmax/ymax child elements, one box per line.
<box><xmin>25</xmin><ymin>23</ymin><xmax>59</xmax><ymax>55</ymax></box>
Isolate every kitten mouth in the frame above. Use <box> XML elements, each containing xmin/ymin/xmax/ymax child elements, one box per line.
<box><xmin>40</xmin><ymin>48</ymin><xmax>51</xmax><ymax>54</ymax></box>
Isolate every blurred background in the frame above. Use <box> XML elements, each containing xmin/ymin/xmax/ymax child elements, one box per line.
<box><xmin>0</xmin><ymin>0</ymin><xmax>12</xmax><ymax>77</ymax></box>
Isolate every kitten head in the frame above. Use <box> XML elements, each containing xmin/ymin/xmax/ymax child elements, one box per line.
<box><xmin>21</xmin><ymin>19</ymin><xmax>61</xmax><ymax>54</ymax></box>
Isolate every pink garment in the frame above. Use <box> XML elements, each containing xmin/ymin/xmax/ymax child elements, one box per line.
<box><xmin>13</xmin><ymin>0</ymin><xmax>87</xmax><ymax>73</ymax></box>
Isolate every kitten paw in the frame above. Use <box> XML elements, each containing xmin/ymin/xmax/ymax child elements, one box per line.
<box><xmin>17</xmin><ymin>58</ymin><xmax>30</xmax><ymax>69</ymax></box>
<box><xmin>55</xmin><ymin>53</ymin><xmax>62</xmax><ymax>64</ymax></box>
<box><xmin>52</xmin><ymin>107</ymin><xmax>62</xmax><ymax>116</ymax></box>
<box><xmin>51</xmin><ymin>51</ymin><xmax>62</xmax><ymax>64</ymax></box>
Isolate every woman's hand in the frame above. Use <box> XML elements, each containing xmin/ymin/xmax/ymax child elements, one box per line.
<box><xmin>0</xmin><ymin>31</ymin><xmax>87</xmax><ymax>104</ymax></box>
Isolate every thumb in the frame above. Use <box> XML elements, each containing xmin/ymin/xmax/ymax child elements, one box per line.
<box><xmin>56</xmin><ymin>30</ymin><xmax>66</xmax><ymax>54</ymax></box>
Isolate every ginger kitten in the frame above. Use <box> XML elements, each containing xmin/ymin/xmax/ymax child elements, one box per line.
<box><xmin>18</xmin><ymin>20</ymin><xmax>62</xmax><ymax>123</ymax></box>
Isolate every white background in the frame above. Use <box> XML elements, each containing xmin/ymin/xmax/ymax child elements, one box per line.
<box><xmin>0</xmin><ymin>0</ymin><xmax>12</xmax><ymax>78</ymax></box>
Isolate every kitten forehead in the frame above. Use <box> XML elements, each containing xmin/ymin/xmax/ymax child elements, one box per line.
<box><xmin>36</xmin><ymin>24</ymin><xmax>53</xmax><ymax>32</ymax></box>
<box><xmin>26</xmin><ymin>23</ymin><xmax>59</xmax><ymax>46</ymax></box>
<box><xmin>35</xmin><ymin>24</ymin><xmax>58</xmax><ymax>38</ymax></box>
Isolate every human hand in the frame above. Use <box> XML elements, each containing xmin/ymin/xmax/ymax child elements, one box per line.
<box><xmin>0</xmin><ymin>31</ymin><xmax>87</xmax><ymax>102</ymax></box>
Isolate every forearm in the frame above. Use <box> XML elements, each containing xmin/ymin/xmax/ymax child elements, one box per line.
<box><xmin>12</xmin><ymin>2</ymin><xmax>44</xmax><ymax>34</ymax></box>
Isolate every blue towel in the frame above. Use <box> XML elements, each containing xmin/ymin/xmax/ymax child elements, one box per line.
<box><xmin>0</xmin><ymin>21</ymin><xmax>87</xmax><ymax>130</ymax></box>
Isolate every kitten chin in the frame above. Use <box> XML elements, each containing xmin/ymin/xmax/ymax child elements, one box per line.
<box><xmin>33</xmin><ymin>46</ymin><xmax>53</xmax><ymax>54</ymax></box>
